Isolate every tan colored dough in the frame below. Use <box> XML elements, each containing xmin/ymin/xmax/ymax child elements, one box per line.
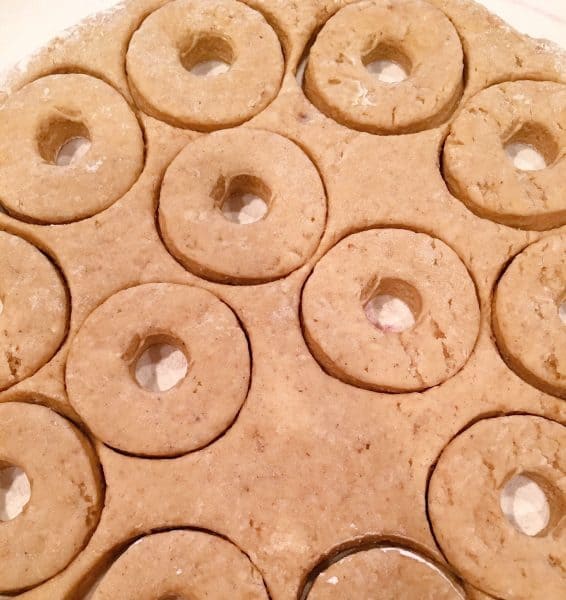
<box><xmin>0</xmin><ymin>402</ymin><xmax>102</xmax><ymax>593</ymax></box>
<box><xmin>428</xmin><ymin>415</ymin><xmax>566</xmax><ymax>600</ymax></box>
<box><xmin>494</xmin><ymin>234</ymin><xmax>566</xmax><ymax>398</ymax></box>
<box><xmin>66</xmin><ymin>283</ymin><xmax>250</xmax><ymax>457</ymax></box>
<box><xmin>308</xmin><ymin>547</ymin><xmax>462</xmax><ymax>599</ymax></box>
<box><xmin>301</xmin><ymin>229</ymin><xmax>480</xmax><ymax>392</ymax></box>
<box><xmin>126</xmin><ymin>0</ymin><xmax>284</xmax><ymax>130</ymax></box>
<box><xmin>158</xmin><ymin>127</ymin><xmax>327</xmax><ymax>283</ymax></box>
<box><xmin>91</xmin><ymin>530</ymin><xmax>269</xmax><ymax>599</ymax></box>
<box><xmin>0</xmin><ymin>230</ymin><xmax>68</xmax><ymax>390</ymax></box>
<box><xmin>304</xmin><ymin>0</ymin><xmax>464</xmax><ymax>134</ymax></box>
<box><xmin>443</xmin><ymin>81</ymin><xmax>566</xmax><ymax>230</ymax></box>
<box><xmin>0</xmin><ymin>74</ymin><xmax>144</xmax><ymax>224</ymax></box>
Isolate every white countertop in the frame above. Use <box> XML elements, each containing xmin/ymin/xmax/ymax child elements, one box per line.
<box><xmin>0</xmin><ymin>0</ymin><xmax>564</xmax><ymax>77</ymax></box>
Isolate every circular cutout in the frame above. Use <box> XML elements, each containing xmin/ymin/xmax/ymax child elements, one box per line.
<box><xmin>0</xmin><ymin>464</ymin><xmax>31</xmax><ymax>522</ymax></box>
<box><xmin>500</xmin><ymin>474</ymin><xmax>551</xmax><ymax>537</ymax></box>
<box><xmin>443</xmin><ymin>81</ymin><xmax>566</xmax><ymax>230</ymax></box>
<box><xmin>0</xmin><ymin>230</ymin><xmax>68</xmax><ymax>390</ymax></box>
<box><xmin>66</xmin><ymin>283</ymin><xmax>250</xmax><ymax>456</ymax></box>
<box><xmin>301</xmin><ymin>229</ymin><xmax>480</xmax><ymax>392</ymax></box>
<box><xmin>0</xmin><ymin>74</ymin><xmax>144</xmax><ymax>224</ymax></box>
<box><xmin>0</xmin><ymin>402</ymin><xmax>103</xmax><ymax>593</ymax></box>
<box><xmin>126</xmin><ymin>0</ymin><xmax>284</xmax><ymax>130</ymax></box>
<box><xmin>307</xmin><ymin>546</ymin><xmax>462</xmax><ymax>599</ymax></box>
<box><xmin>493</xmin><ymin>234</ymin><xmax>565</xmax><ymax>399</ymax></box>
<box><xmin>304</xmin><ymin>0</ymin><xmax>463</xmax><ymax>134</ymax></box>
<box><xmin>134</xmin><ymin>340</ymin><xmax>189</xmax><ymax>393</ymax></box>
<box><xmin>159</xmin><ymin>128</ymin><xmax>327</xmax><ymax>284</ymax></box>
<box><xmin>428</xmin><ymin>415</ymin><xmax>565</xmax><ymax>600</ymax></box>
<box><xmin>91</xmin><ymin>530</ymin><xmax>268</xmax><ymax>599</ymax></box>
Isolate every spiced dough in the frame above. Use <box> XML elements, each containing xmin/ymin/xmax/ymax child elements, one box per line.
<box><xmin>0</xmin><ymin>0</ymin><xmax>564</xmax><ymax>599</ymax></box>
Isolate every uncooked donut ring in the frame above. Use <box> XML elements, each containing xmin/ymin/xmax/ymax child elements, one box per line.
<box><xmin>0</xmin><ymin>230</ymin><xmax>68</xmax><ymax>390</ymax></box>
<box><xmin>0</xmin><ymin>74</ymin><xmax>144</xmax><ymax>224</ymax></box>
<box><xmin>493</xmin><ymin>234</ymin><xmax>565</xmax><ymax>398</ymax></box>
<box><xmin>0</xmin><ymin>402</ymin><xmax>102</xmax><ymax>593</ymax></box>
<box><xmin>443</xmin><ymin>81</ymin><xmax>566</xmax><ymax>230</ymax></box>
<box><xmin>304</xmin><ymin>0</ymin><xmax>464</xmax><ymax>134</ymax></box>
<box><xmin>158</xmin><ymin>128</ymin><xmax>327</xmax><ymax>284</ymax></box>
<box><xmin>307</xmin><ymin>547</ymin><xmax>462</xmax><ymax>599</ymax></box>
<box><xmin>91</xmin><ymin>530</ymin><xmax>268</xmax><ymax>599</ymax></box>
<box><xmin>66</xmin><ymin>283</ymin><xmax>250</xmax><ymax>457</ymax></box>
<box><xmin>428</xmin><ymin>415</ymin><xmax>566</xmax><ymax>600</ymax></box>
<box><xmin>126</xmin><ymin>0</ymin><xmax>284</xmax><ymax>130</ymax></box>
<box><xmin>301</xmin><ymin>229</ymin><xmax>480</xmax><ymax>392</ymax></box>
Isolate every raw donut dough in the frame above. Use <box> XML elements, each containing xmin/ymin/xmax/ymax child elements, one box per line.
<box><xmin>66</xmin><ymin>283</ymin><xmax>250</xmax><ymax>457</ymax></box>
<box><xmin>0</xmin><ymin>230</ymin><xmax>68</xmax><ymax>390</ymax></box>
<box><xmin>0</xmin><ymin>74</ymin><xmax>144</xmax><ymax>224</ymax></box>
<box><xmin>493</xmin><ymin>234</ymin><xmax>566</xmax><ymax>398</ymax></box>
<box><xmin>159</xmin><ymin>127</ymin><xmax>327</xmax><ymax>284</ymax></box>
<box><xmin>126</xmin><ymin>0</ymin><xmax>284</xmax><ymax>130</ymax></box>
<box><xmin>91</xmin><ymin>530</ymin><xmax>269</xmax><ymax>599</ymax></box>
<box><xmin>304</xmin><ymin>0</ymin><xmax>464</xmax><ymax>134</ymax></box>
<box><xmin>428</xmin><ymin>415</ymin><xmax>566</xmax><ymax>600</ymax></box>
<box><xmin>301</xmin><ymin>229</ymin><xmax>480</xmax><ymax>392</ymax></box>
<box><xmin>0</xmin><ymin>402</ymin><xmax>102</xmax><ymax>593</ymax></box>
<box><xmin>443</xmin><ymin>81</ymin><xmax>566</xmax><ymax>230</ymax></box>
<box><xmin>307</xmin><ymin>547</ymin><xmax>462</xmax><ymax>599</ymax></box>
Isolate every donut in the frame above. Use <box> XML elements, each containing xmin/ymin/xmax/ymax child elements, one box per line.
<box><xmin>0</xmin><ymin>74</ymin><xmax>144</xmax><ymax>224</ymax></box>
<box><xmin>0</xmin><ymin>230</ymin><xmax>68</xmax><ymax>390</ymax></box>
<box><xmin>428</xmin><ymin>415</ymin><xmax>566</xmax><ymax>600</ymax></box>
<box><xmin>304</xmin><ymin>0</ymin><xmax>463</xmax><ymax>134</ymax></box>
<box><xmin>0</xmin><ymin>402</ymin><xmax>102</xmax><ymax>593</ymax></box>
<box><xmin>307</xmin><ymin>547</ymin><xmax>462</xmax><ymax>599</ymax></box>
<box><xmin>158</xmin><ymin>128</ymin><xmax>327</xmax><ymax>284</ymax></box>
<box><xmin>91</xmin><ymin>530</ymin><xmax>268</xmax><ymax>599</ymax></box>
<box><xmin>126</xmin><ymin>0</ymin><xmax>284</xmax><ymax>130</ymax></box>
<box><xmin>66</xmin><ymin>283</ymin><xmax>250</xmax><ymax>457</ymax></box>
<box><xmin>301</xmin><ymin>229</ymin><xmax>480</xmax><ymax>392</ymax></box>
<box><xmin>493</xmin><ymin>234</ymin><xmax>565</xmax><ymax>398</ymax></box>
<box><xmin>443</xmin><ymin>81</ymin><xmax>566</xmax><ymax>230</ymax></box>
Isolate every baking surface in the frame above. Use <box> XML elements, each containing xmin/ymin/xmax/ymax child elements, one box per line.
<box><xmin>0</xmin><ymin>0</ymin><xmax>564</xmax><ymax>599</ymax></box>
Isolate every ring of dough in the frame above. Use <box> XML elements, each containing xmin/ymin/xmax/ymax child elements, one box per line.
<box><xmin>0</xmin><ymin>230</ymin><xmax>68</xmax><ymax>390</ymax></box>
<box><xmin>307</xmin><ymin>547</ymin><xmax>461</xmax><ymax>599</ymax></box>
<box><xmin>66</xmin><ymin>283</ymin><xmax>250</xmax><ymax>457</ymax></box>
<box><xmin>301</xmin><ymin>229</ymin><xmax>480</xmax><ymax>392</ymax></box>
<box><xmin>443</xmin><ymin>81</ymin><xmax>566</xmax><ymax>230</ymax></box>
<box><xmin>0</xmin><ymin>402</ymin><xmax>102</xmax><ymax>593</ymax></box>
<box><xmin>126</xmin><ymin>0</ymin><xmax>284</xmax><ymax>130</ymax></box>
<box><xmin>304</xmin><ymin>0</ymin><xmax>463</xmax><ymax>134</ymax></box>
<box><xmin>91</xmin><ymin>530</ymin><xmax>268</xmax><ymax>599</ymax></box>
<box><xmin>428</xmin><ymin>415</ymin><xmax>566</xmax><ymax>600</ymax></box>
<box><xmin>493</xmin><ymin>234</ymin><xmax>565</xmax><ymax>399</ymax></box>
<box><xmin>0</xmin><ymin>74</ymin><xmax>144</xmax><ymax>224</ymax></box>
<box><xmin>158</xmin><ymin>128</ymin><xmax>327</xmax><ymax>284</ymax></box>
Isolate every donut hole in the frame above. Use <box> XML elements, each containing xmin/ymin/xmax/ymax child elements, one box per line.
<box><xmin>214</xmin><ymin>174</ymin><xmax>270</xmax><ymax>225</ymax></box>
<box><xmin>363</xmin><ymin>43</ymin><xmax>411</xmax><ymax>84</ymax></box>
<box><xmin>504</xmin><ymin>123</ymin><xmax>558</xmax><ymax>171</ymax></box>
<box><xmin>0</xmin><ymin>462</ymin><xmax>31</xmax><ymax>522</ymax></box>
<box><xmin>363</xmin><ymin>278</ymin><xmax>422</xmax><ymax>333</ymax></box>
<box><xmin>133</xmin><ymin>335</ymin><xmax>189</xmax><ymax>393</ymax></box>
<box><xmin>37</xmin><ymin>116</ymin><xmax>91</xmax><ymax>166</ymax></box>
<box><xmin>180</xmin><ymin>35</ymin><xmax>233</xmax><ymax>77</ymax></box>
<box><xmin>499</xmin><ymin>473</ymin><xmax>563</xmax><ymax>536</ymax></box>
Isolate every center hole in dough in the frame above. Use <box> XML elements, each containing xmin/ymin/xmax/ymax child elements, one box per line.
<box><xmin>180</xmin><ymin>35</ymin><xmax>233</xmax><ymax>77</ymax></box>
<box><xmin>559</xmin><ymin>299</ymin><xmax>566</xmax><ymax>325</ymax></box>
<box><xmin>134</xmin><ymin>336</ymin><xmax>188</xmax><ymax>393</ymax></box>
<box><xmin>215</xmin><ymin>174</ymin><xmax>270</xmax><ymax>225</ymax></box>
<box><xmin>37</xmin><ymin>116</ymin><xmax>91</xmax><ymax>166</ymax></box>
<box><xmin>504</xmin><ymin>122</ymin><xmax>557</xmax><ymax>171</ymax></box>
<box><xmin>364</xmin><ymin>278</ymin><xmax>422</xmax><ymax>333</ymax></box>
<box><xmin>500</xmin><ymin>474</ymin><xmax>552</xmax><ymax>536</ymax></box>
<box><xmin>363</xmin><ymin>43</ymin><xmax>410</xmax><ymax>84</ymax></box>
<box><xmin>0</xmin><ymin>463</ymin><xmax>31</xmax><ymax>522</ymax></box>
